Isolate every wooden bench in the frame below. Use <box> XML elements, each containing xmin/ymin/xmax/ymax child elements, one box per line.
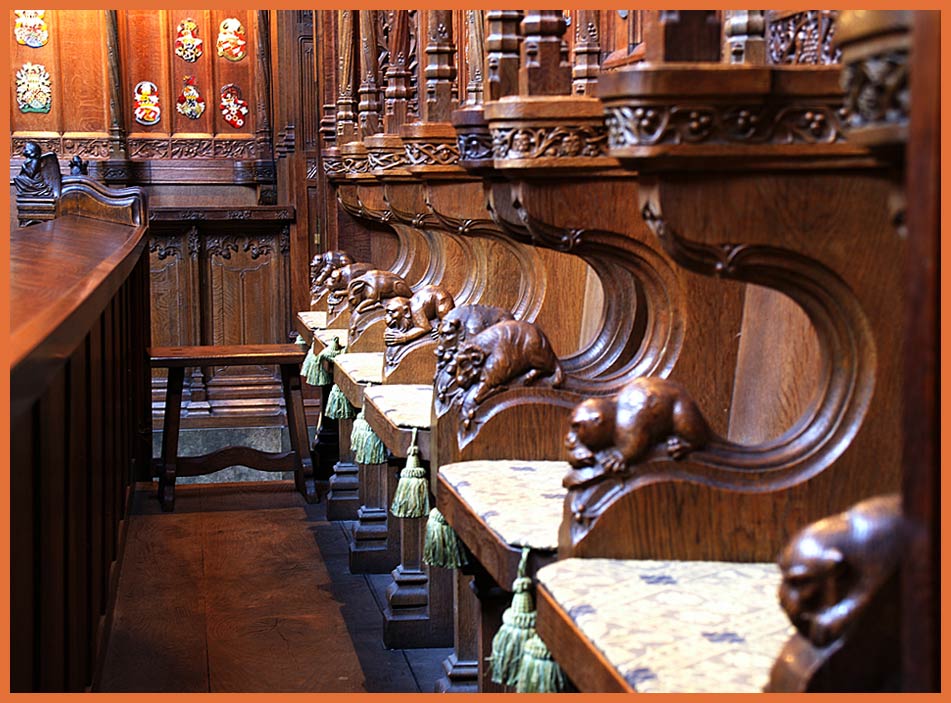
<box><xmin>150</xmin><ymin>344</ymin><xmax>318</xmax><ymax>511</ymax></box>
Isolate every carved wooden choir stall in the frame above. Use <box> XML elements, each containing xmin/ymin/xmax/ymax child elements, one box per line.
<box><xmin>9</xmin><ymin>8</ymin><xmax>937</xmax><ymax>694</ymax></box>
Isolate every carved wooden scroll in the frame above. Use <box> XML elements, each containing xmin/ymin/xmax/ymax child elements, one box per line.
<box><xmin>767</xmin><ymin>494</ymin><xmax>903</xmax><ymax>692</ymax></box>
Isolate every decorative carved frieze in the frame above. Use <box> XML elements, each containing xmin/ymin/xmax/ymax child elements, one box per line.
<box><xmin>60</xmin><ymin>138</ymin><xmax>111</xmax><ymax>159</ymax></box>
<box><xmin>213</xmin><ymin>139</ymin><xmax>256</xmax><ymax>159</ymax></box>
<box><xmin>492</xmin><ymin>124</ymin><xmax>607</xmax><ymax>160</ymax></box>
<box><xmin>128</xmin><ymin>138</ymin><xmax>170</xmax><ymax>159</ymax></box>
<box><xmin>404</xmin><ymin>140</ymin><xmax>459</xmax><ymax>166</ymax></box>
<box><xmin>11</xmin><ymin>136</ymin><xmax>61</xmax><ymax>157</ymax></box>
<box><xmin>170</xmin><ymin>138</ymin><xmax>214</xmax><ymax>159</ymax></box>
<box><xmin>367</xmin><ymin>148</ymin><xmax>408</xmax><ymax>171</ymax></box>
<box><xmin>323</xmin><ymin>153</ymin><xmax>346</xmax><ymax>176</ymax></box>
<box><xmin>605</xmin><ymin>103</ymin><xmax>847</xmax><ymax>148</ymax></box>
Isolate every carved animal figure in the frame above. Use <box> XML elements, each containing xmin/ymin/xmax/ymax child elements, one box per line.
<box><xmin>565</xmin><ymin>377</ymin><xmax>710</xmax><ymax>474</ymax></box>
<box><xmin>326</xmin><ymin>262</ymin><xmax>373</xmax><ymax>309</ymax></box>
<box><xmin>347</xmin><ymin>270</ymin><xmax>412</xmax><ymax>316</ymax></box>
<box><xmin>434</xmin><ymin>305</ymin><xmax>515</xmax><ymax>406</ymax></box>
<box><xmin>452</xmin><ymin>320</ymin><xmax>564</xmax><ymax>426</ymax></box>
<box><xmin>311</xmin><ymin>250</ymin><xmax>352</xmax><ymax>295</ymax></box>
<box><xmin>384</xmin><ymin>285</ymin><xmax>456</xmax><ymax>346</ymax></box>
<box><xmin>776</xmin><ymin>494</ymin><xmax>904</xmax><ymax>648</ymax></box>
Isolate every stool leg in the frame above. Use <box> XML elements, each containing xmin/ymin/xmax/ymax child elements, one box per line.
<box><xmin>281</xmin><ymin>363</ymin><xmax>318</xmax><ymax>504</ymax></box>
<box><xmin>158</xmin><ymin>366</ymin><xmax>185</xmax><ymax>512</ymax></box>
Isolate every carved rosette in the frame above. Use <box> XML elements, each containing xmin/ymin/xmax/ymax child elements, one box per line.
<box><xmin>835</xmin><ymin>11</ymin><xmax>911</xmax><ymax>147</ymax></box>
<box><xmin>484</xmin><ymin>96</ymin><xmax>613</xmax><ymax>169</ymax></box>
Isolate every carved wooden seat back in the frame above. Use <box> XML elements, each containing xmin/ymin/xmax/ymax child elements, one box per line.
<box><xmin>555</xmin><ymin>10</ymin><xmax>904</xmax><ymax>564</ymax></box>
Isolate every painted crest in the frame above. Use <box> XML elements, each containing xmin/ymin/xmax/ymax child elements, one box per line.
<box><xmin>133</xmin><ymin>80</ymin><xmax>161</xmax><ymax>126</ymax></box>
<box><xmin>174</xmin><ymin>17</ymin><xmax>203</xmax><ymax>62</ymax></box>
<box><xmin>219</xmin><ymin>83</ymin><xmax>249</xmax><ymax>129</ymax></box>
<box><xmin>15</xmin><ymin>62</ymin><xmax>51</xmax><ymax>113</ymax></box>
<box><xmin>14</xmin><ymin>10</ymin><xmax>48</xmax><ymax>48</ymax></box>
<box><xmin>216</xmin><ymin>17</ymin><xmax>247</xmax><ymax>62</ymax></box>
<box><xmin>176</xmin><ymin>76</ymin><xmax>206</xmax><ymax>120</ymax></box>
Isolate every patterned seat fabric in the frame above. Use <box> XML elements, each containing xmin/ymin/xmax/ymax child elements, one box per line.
<box><xmin>364</xmin><ymin>384</ymin><xmax>434</xmax><ymax>429</ymax></box>
<box><xmin>334</xmin><ymin>351</ymin><xmax>383</xmax><ymax>384</ymax></box>
<box><xmin>536</xmin><ymin>558</ymin><xmax>794</xmax><ymax>693</ymax></box>
<box><xmin>439</xmin><ymin>460</ymin><xmax>570</xmax><ymax>551</ymax></box>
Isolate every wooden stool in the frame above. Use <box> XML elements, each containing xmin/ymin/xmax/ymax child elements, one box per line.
<box><xmin>150</xmin><ymin>344</ymin><xmax>319</xmax><ymax>511</ymax></box>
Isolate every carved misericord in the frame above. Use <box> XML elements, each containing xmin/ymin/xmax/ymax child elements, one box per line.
<box><xmin>604</xmin><ymin>102</ymin><xmax>847</xmax><ymax>148</ymax></box>
<box><xmin>767</xmin><ymin>494</ymin><xmax>904</xmax><ymax>692</ymax></box>
<box><xmin>434</xmin><ymin>305</ymin><xmax>516</xmax><ymax>415</ymax></box>
<box><xmin>449</xmin><ymin>320</ymin><xmax>565</xmax><ymax>429</ymax></box>
<box><xmin>326</xmin><ymin>262</ymin><xmax>374</xmax><ymax>312</ymax></box>
<box><xmin>767</xmin><ymin>11</ymin><xmax>841</xmax><ymax>65</ymax></box>
<box><xmin>492</xmin><ymin>124</ymin><xmax>608</xmax><ymax>160</ymax></box>
<box><xmin>383</xmin><ymin>285</ymin><xmax>456</xmax><ymax>368</ymax></box>
<box><xmin>346</xmin><ymin>269</ymin><xmax>413</xmax><ymax>337</ymax></box>
<box><xmin>564</xmin><ymin>377</ymin><xmax>710</xmax><ymax>479</ymax></box>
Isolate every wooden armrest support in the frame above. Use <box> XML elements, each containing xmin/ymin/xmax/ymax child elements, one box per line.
<box><xmin>149</xmin><ymin>344</ymin><xmax>305</xmax><ymax>368</ymax></box>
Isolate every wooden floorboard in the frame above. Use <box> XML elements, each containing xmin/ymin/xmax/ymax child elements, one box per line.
<box><xmin>98</xmin><ymin>482</ymin><xmax>446</xmax><ymax>692</ymax></box>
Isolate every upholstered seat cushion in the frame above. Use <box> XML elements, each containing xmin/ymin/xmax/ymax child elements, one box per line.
<box><xmin>363</xmin><ymin>384</ymin><xmax>433</xmax><ymax>429</ymax></box>
<box><xmin>298</xmin><ymin>310</ymin><xmax>327</xmax><ymax>330</ymax></box>
<box><xmin>536</xmin><ymin>558</ymin><xmax>794</xmax><ymax>693</ymax></box>
<box><xmin>439</xmin><ymin>460</ymin><xmax>569</xmax><ymax>551</ymax></box>
<box><xmin>316</xmin><ymin>328</ymin><xmax>348</xmax><ymax>347</ymax></box>
<box><xmin>334</xmin><ymin>352</ymin><xmax>383</xmax><ymax>384</ymax></box>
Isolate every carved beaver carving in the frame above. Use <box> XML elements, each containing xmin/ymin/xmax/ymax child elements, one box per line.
<box><xmin>347</xmin><ymin>270</ymin><xmax>413</xmax><ymax>316</ymax></box>
<box><xmin>776</xmin><ymin>493</ymin><xmax>904</xmax><ymax>649</ymax></box>
<box><xmin>565</xmin><ymin>377</ymin><xmax>710</xmax><ymax>475</ymax></box>
<box><xmin>452</xmin><ymin>320</ymin><xmax>564</xmax><ymax>427</ymax></box>
<box><xmin>326</xmin><ymin>262</ymin><xmax>373</xmax><ymax>310</ymax></box>
<box><xmin>383</xmin><ymin>285</ymin><xmax>456</xmax><ymax>346</ymax></box>
<box><xmin>434</xmin><ymin>305</ymin><xmax>516</xmax><ymax>408</ymax></box>
<box><xmin>310</xmin><ymin>250</ymin><xmax>352</xmax><ymax>301</ymax></box>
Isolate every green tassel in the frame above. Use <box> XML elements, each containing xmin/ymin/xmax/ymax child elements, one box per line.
<box><xmin>312</xmin><ymin>336</ymin><xmax>344</xmax><ymax>386</ymax></box>
<box><xmin>391</xmin><ymin>429</ymin><xmax>429</xmax><ymax>518</ymax></box>
<box><xmin>491</xmin><ymin>548</ymin><xmax>536</xmax><ymax>686</ymax></box>
<box><xmin>515</xmin><ymin>633</ymin><xmax>565</xmax><ymax>693</ymax></box>
<box><xmin>325</xmin><ymin>384</ymin><xmax>356</xmax><ymax>419</ymax></box>
<box><xmin>351</xmin><ymin>407</ymin><xmax>386</xmax><ymax>464</ymax></box>
<box><xmin>300</xmin><ymin>344</ymin><xmax>318</xmax><ymax>383</ymax></box>
<box><xmin>422</xmin><ymin>508</ymin><xmax>468</xmax><ymax>568</ymax></box>
<box><xmin>294</xmin><ymin>333</ymin><xmax>307</xmax><ymax>349</ymax></box>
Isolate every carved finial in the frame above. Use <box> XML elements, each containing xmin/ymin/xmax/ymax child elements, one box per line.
<box><xmin>518</xmin><ymin>10</ymin><xmax>571</xmax><ymax>96</ymax></box>
<box><xmin>724</xmin><ymin>10</ymin><xmax>766</xmax><ymax>64</ymax></box>
<box><xmin>564</xmin><ymin>378</ymin><xmax>710</xmax><ymax>477</ymax></box>
<box><xmin>768</xmin><ymin>494</ymin><xmax>904</xmax><ymax>692</ymax></box>
<box><xmin>383</xmin><ymin>10</ymin><xmax>412</xmax><ymax>132</ymax></box>
<box><xmin>423</xmin><ymin>10</ymin><xmax>457</xmax><ymax>122</ymax></box>
<box><xmin>486</xmin><ymin>10</ymin><xmax>523</xmax><ymax>100</ymax></box>
<box><xmin>571</xmin><ymin>10</ymin><xmax>601</xmax><ymax>95</ymax></box>
<box><xmin>68</xmin><ymin>154</ymin><xmax>89</xmax><ymax>175</ymax></box>
<box><xmin>464</xmin><ymin>10</ymin><xmax>486</xmax><ymax>105</ymax></box>
<box><xmin>336</xmin><ymin>10</ymin><xmax>358</xmax><ymax>142</ymax></box>
<box><xmin>357</xmin><ymin>10</ymin><xmax>383</xmax><ymax>137</ymax></box>
<box><xmin>15</xmin><ymin>142</ymin><xmax>61</xmax><ymax>227</ymax></box>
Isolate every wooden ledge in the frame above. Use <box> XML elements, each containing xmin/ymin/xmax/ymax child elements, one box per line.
<box><xmin>149</xmin><ymin>344</ymin><xmax>305</xmax><ymax>368</ymax></box>
<box><xmin>362</xmin><ymin>384</ymin><xmax>433</xmax><ymax>460</ymax></box>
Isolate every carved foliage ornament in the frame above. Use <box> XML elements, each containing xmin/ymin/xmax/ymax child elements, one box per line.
<box><xmin>457</xmin><ymin>132</ymin><xmax>494</xmax><ymax>162</ymax></box>
<box><xmin>492</xmin><ymin>125</ymin><xmax>607</xmax><ymax>159</ymax></box>
<box><xmin>14</xmin><ymin>10</ymin><xmax>48</xmax><ymax>48</ymax></box>
<box><xmin>404</xmin><ymin>141</ymin><xmax>459</xmax><ymax>166</ymax></box>
<box><xmin>216</xmin><ymin>18</ymin><xmax>247</xmax><ymax>62</ymax></box>
<box><xmin>605</xmin><ymin>103</ymin><xmax>846</xmax><ymax>148</ymax></box>
<box><xmin>768</xmin><ymin>10</ymin><xmax>841</xmax><ymax>65</ymax></box>
<box><xmin>840</xmin><ymin>50</ymin><xmax>909</xmax><ymax>131</ymax></box>
<box><xmin>176</xmin><ymin>75</ymin><xmax>206</xmax><ymax>120</ymax></box>
<box><xmin>133</xmin><ymin>80</ymin><xmax>161</xmax><ymax>126</ymax></box>
<box><xmin>16</xmin><ymin>62</ymin><xmax>51</xmax><ymax>113</ymax></box>
<box><xmin>175</xmin><ymin>17</ymin><xmax>203</xmax><ymax>62</ymax></box>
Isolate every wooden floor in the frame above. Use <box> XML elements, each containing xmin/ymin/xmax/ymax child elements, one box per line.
<box><xmin>99</xmin><ymin>482</ymin><xmax>450</xmax><ymax>692</ymax></box>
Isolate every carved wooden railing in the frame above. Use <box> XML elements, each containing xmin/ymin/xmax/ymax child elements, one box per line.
<box><xmin>11</xmin><ymin>166</ymin><xmax>150</xmax><ymax>691</ymax></box>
